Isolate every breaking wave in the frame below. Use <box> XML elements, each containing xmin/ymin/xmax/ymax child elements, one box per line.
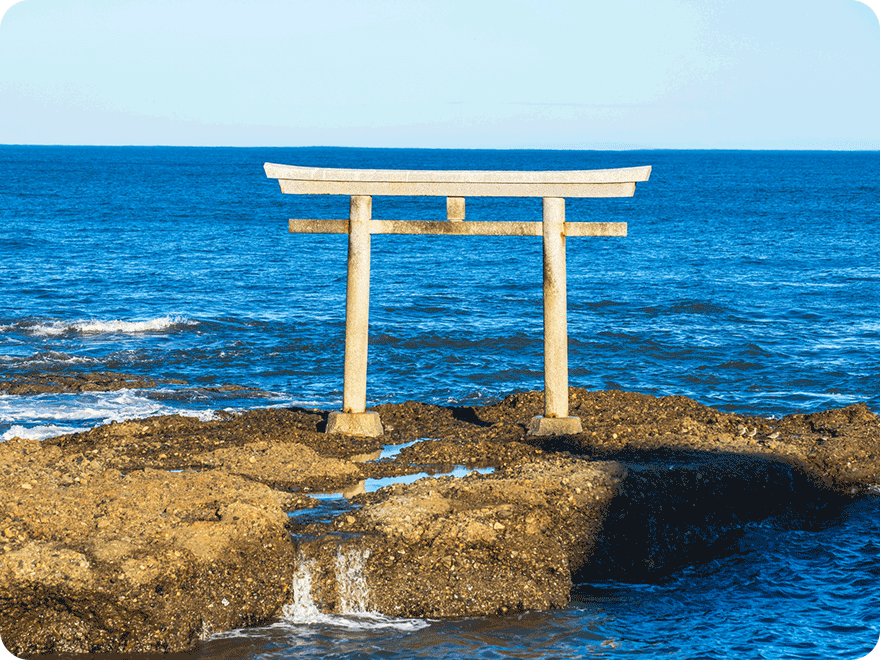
<box><xmin>11</xmin><ymin>316</ymin><xmax>198</xmax><ymax>337</ymax></box>
<box><xmin>1</xmin><ymin>423</ymin><xmax>83</xmax><ymax>442</ymax></box>
<box><xmin>0</xmin><ymin>390</ymin><xmax>217</xmax><ymax>442</ymax></box>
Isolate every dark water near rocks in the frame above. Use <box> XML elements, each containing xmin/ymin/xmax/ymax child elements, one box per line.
<box><xmin>2</xmin><ymin>146</ymin><xmax>879</xmax><ymax>658</ymax></box>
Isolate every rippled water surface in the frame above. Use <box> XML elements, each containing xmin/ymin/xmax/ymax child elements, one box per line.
<box><xmin>3</xmin><ymin>146</ymin><xmax>879</xmax><ymax>658</ymax></box>
<box><xmin>3</xmin><ymin>147</ymin><xmax>879</xmax><ymax>429</ymax></box>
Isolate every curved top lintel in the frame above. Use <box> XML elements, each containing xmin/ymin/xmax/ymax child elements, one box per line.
<box><xmin>264</xmin><ymin>162</ymin><xmax>651</xmax><ymax>185</ymax></box>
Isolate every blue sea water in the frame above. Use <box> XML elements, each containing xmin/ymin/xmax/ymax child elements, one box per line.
<box><xmin>1</xmin><ymin>146</ymin><xmax>879</xmax><ymax>658</ymax></box>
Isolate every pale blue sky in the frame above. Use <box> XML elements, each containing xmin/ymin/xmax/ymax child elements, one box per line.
<box><xmin>1</xmin><ymin>0</ymin><xmax>879</xmax><ymax>148</ymax></box>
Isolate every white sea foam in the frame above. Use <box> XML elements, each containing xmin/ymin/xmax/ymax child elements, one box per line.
<box><xmin>1</xmin><ymin>424</ymin><xmax>84</xmax><ymax>442</ymax></box>
<box><xmin>26</xmin><ymin>322</ymin><xmax>66</xmax><ymax>337</ymax></box>
<box><xmin>26</xmin><ymin>316</ymin><xmax>196</xmax><ymax>337</ymax></box>
<box><xmin>0</xmin><ymin>390</ymin><xmax>216</xmax><ymax>441</ymax></box>
<box><xmin>335</xmin><ymin>548</ymin><xmax>371</xmax><ymax>614</ymax></box>
<box><xmin>284</xmin><ymin>556</ymin><xmax>321</xmax><ymax>621</ymax></box>
<box><xmin>0</xmin><ymin>352</ymin><xmax>99</xmax><ymax>368</ymax></box>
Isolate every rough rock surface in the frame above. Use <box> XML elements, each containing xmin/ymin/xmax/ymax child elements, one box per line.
<box><xmin>0</xmin><ymin>438</ymin><xmax>306</xmax><ymax>655</ymax></box>
<box><xmin>298</xmin><ymin>456</ymin><xmax>624</xmax><ymax>617</ymax></box>
<box><xmin>193</xmin><ymin>440</ymin><xmax>362</xmax><ymax>492</ymax></box>
<box><xmin>1</xmin><ymin>377</ymin><xmax>879</xmax><ymax>655</ymax></box>
<box><xmin>0</xmin><ymin>372</ymin><xmax>183</xmax><ymax>396</ymax></box>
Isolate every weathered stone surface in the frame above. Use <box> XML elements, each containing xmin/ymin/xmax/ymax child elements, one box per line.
<box><xmin>291</xmin><ymin>449</ymin><xmax>839</xmax><ymax>619</ymax></box>
<box><xmin>297</xmin><ymin>456</ymin><xmax>623</xmax><ymax>617</ymax></box>
<box><xmin>194</xmin><ymin>440</ymin><xmax>362</xmax><ymax>492</ymax></box>
<box><xmin>1</xmin><ymin>382</ymin><xmax>878</xmax><ymax>655</ymax></box>
<box><xmin>528</xmin><ymin>415</ymin><xmax>583</xmax><ymax>436</ymax></box>
<box><xmin>272</xmin><ymin>163</ymin><xmax>652</xmax><ymax>444</ymax></box>
<box><xmin>0</xmin><ymin>438</ymin><xmax>303</xmax><ymax>655</ymax></box>
<box><xmin>326</xmin><ymin>411</ymin><xmax>384</xmax><ymax>438</ymax></box>
<box><xmin>264</xmin><ymin>162</ymin><xmax>653</xmax><ymax>185</ymax></box>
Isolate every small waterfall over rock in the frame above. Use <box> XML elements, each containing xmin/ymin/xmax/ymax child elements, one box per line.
<box><xmin>281</xmin><ymin>542</ymin><xmax>429</xmax><ymax>631</ymax></box>
<box><xmin>282</xmin><ymin>554</ymin><xmax>321</xmax><ymax>621</ymax></box>
<box><xmin>335</xmin><ymin>547</ymin><xmax>371</xmax><ymax>614</ymax></box>
<box><xmin>283</xmin><ymin>546</ymin><xmax>373</xmax><ymax>620</ymax></box>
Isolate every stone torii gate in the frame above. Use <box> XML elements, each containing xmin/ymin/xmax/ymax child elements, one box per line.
<box><xmin>264</xmin><ymin>162</ymin><xmax>651</xmax><ymax>437</ymax></box>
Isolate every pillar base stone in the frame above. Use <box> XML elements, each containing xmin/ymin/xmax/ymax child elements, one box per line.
<box><xmin>326</xmin><ymin>411</ymin><xmax>384</xmax><ymax>437</ymax></box>
<box><xmin>527</xmin><ymin>415</ymin><xmax>583</xmax><ymax>436</ymax></box>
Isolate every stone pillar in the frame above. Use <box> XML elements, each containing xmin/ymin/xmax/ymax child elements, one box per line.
<box><xmin>528</xmin><ymin>197</ymin><xmax>583</xmax><ymax>436</ymax></box>
<box><xmin>327</xmin><ymin>195</ymin><xmax>384</xmax><ymax>437</ymax></box>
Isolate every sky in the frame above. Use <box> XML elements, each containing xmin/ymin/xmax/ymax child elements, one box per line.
<box><xmin>0</xmin><ymin>0</ymin><xmax>879</xmax><ymax>149</ymax></box>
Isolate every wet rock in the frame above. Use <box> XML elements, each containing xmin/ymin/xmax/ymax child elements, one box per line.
<box><xmin>0</xmin><ymin>371</ymin><xmax>183</xmax><ymax>395</ymax></box>
<box><xmin>2</xmin><ymin>382</ymin><xmax>880</xmax><ymax>655</ymax></box>
<box><xmin>297</xmin><ymin>457</ymin><xmax>620</xmax><ymax>617</ymax></box>
<box><xmin>582</xmin><ymin>451</ymin><xmax>840</xmax><ymax>581</ymax></box>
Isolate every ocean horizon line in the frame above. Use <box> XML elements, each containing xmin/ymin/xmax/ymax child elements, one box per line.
<box><xmin>2</xmin><ymin>143</ymin><xmax>880</xmax><ymax>153</ymax></box>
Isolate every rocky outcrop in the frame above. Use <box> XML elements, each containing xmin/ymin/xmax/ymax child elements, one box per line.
<box><xmin>193</xmin><ymin>440</ymin><xmax>362</xmax><ymax>492</ymax></box>
<box><xmin>298</xmin><ymin>456</ymin><xmax>622</xmax><ymax>617</ymax></box>
<box><xmin>290</xmin><ymin>451</ymin><xmax>838</xmax><ymax>618</ymax></box>
<box><xmin>0</xmin><ymin>438</ymin><xmax>306</xmax><ymax>655</ymax></box>
<box><xmin>0</xmin><ymin>371</ymin><xmax>182</xmax><ymax>395</ymax></box>
<box><xmin>1</xmin><ymin>381</ymin><xmax>878</xmax><ymax>655</ymax></box>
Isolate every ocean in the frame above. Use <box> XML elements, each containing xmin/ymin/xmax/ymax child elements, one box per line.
<box><xmin>1</xmin><ymin>146</ymin><xmax>878</xmax><ymax>658</ymax></box>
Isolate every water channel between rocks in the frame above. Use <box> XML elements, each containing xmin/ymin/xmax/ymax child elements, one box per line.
<box><xmin>270</xmin><ymin>439</ymin><xmax>493</xmax><ymax>632</ymax></box>
<box><xmin>287</xmin><ymin>437</ymin><xmax>495</xmax><ymax>521</ymax></box>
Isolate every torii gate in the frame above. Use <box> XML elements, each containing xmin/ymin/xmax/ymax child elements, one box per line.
<box><xmin>265</xmin><ymin>162</ymin><xmax>651</xmax><ymax>437</ymax></box>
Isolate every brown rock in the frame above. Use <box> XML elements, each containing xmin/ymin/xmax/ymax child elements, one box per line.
<box><xmin>3</xmin><ymin>383</ymin><xmax>879</xmax><ymax>654</ymax></box>
<box><xmin>194</xmin><ymin>440</ymin><xmax>362</xmax><ymax>492</ymax></box>
<box><xmin>0</xmin><ymin>438</ymin><xmax>299</xmax><ymax>656</ymax></box>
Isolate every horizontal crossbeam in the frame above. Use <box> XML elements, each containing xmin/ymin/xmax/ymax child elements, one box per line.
<box><xmin>278</xmin><ymin>179</ymin><xmax>636</xmax><ymax>198</ymax></box>
<box><xmin>288</xmin><ymin>219</ymin><xmax>626</xmax><ymax>237</ymax></box>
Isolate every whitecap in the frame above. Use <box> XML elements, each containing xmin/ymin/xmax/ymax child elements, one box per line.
<box><xmin>27</xmin><ymin>321</ymin><xmax>67</xmax><ymax>337</ymax></box>
<box><xmin>1</xmin><ymin>351</ymin><xmax>99</xmax><ymax>368</ymax></box>
<box><xmin>25</xmin><ymin>315</ymin><xmax>197</xmax><ymax>337</ymax></box>
<box><xmin>0</xmin><ymin>390</ymin><xmax>217</xmax><ymax>440</ymax></box>
<box><xmin>72</xmin><ymin>316</ymin><xmax>197</xmax><ymax>334</ymax></box>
